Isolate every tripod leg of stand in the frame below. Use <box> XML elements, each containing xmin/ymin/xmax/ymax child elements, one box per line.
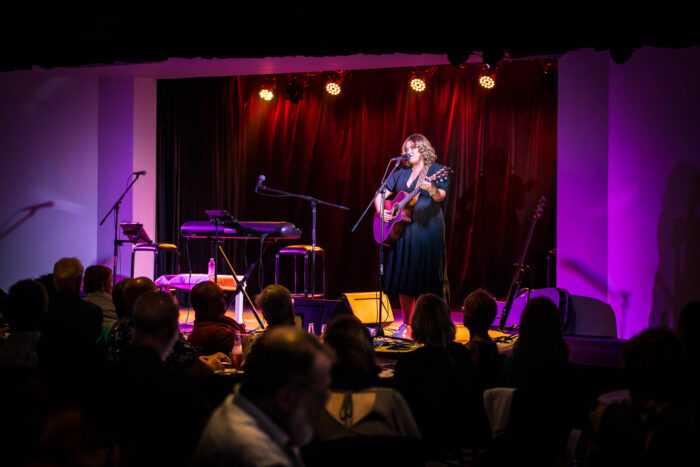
<box><xmin>217</xmin><ymin>244</ymin><xmax>266</xmax><ymax>329</ymax></box>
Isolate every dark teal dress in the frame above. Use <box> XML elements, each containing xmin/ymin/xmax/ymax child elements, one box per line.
<box><xmin>384</xmin><ymin>162</ymin><xmax>449</xmax><ymax>298</ymax></box>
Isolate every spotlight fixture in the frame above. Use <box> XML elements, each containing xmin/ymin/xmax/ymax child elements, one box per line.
<box><xmin>478</xmin><ymin>64</ymin><xmax>496</xmax><ymax>89</ymax></box>
<box><xmin>259</xmin><ymin>86</ymin><xmax>274</xmax><ymax>101</ymax></box>
<box><xmin>285</xmin><ymin>77</ymin><xmax>303</xmax><ymax>103</ymax></box>
<box><xmin>410</xmin><ymin>75</ymin><xmax>426</xmax><ymax>92</ymax></box>
<box><xmin>409</xmin><ymin>67</ymin><xmax>436</xmax><ymax>93</ymax></box>
<box><xmin>324</xmin><ymin>70</ymin><xmax>346</xmax><ymax>96</ymax></box>
<box><xmin>325</xmin><ymin>80</ymin><xmax>341</xmax><ymax>95</ymax></box>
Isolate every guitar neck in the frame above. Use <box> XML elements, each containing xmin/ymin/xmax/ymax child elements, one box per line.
<box><xmin>397</xmin><ymin>172</ymin><xmax>438</xmax><ymax>208</ymax></box>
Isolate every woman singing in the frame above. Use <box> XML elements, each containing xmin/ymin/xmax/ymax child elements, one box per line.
<box><xmin>374</xmin><ymin>134</ymin><xmax>449</xmax><ymax>338</ymax></box>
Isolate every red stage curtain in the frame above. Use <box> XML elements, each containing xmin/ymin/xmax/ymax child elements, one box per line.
<box><xmin>157</xmin><ymin>60</ymin><xmax>557</xmax><ymax>303</ymax></box>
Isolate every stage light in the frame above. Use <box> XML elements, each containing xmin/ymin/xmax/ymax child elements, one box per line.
<box><xmin>479</xmin><ymin>74</ymin><xmax>495</xmax><ymax>89</ymax></box>
<box><xmin>409</xmin><ymin>67</ymin><xmax>436</xmax><ymax>93</ymax></box>
<box><xmin>259</xmin><ymin>87</ymin><xmax>274</xmax><ymax>101</ymax></box>
<box><xmin>325</xmin><ymin>80</ymin><xmax>341</xmax><ymax>95</ymax></box>
<box><xmin>478</xmin><ymin>64</ymin><xmax>496</xmax><ymax>89</ymax></box>
<box><xmin>324</xmin><ymin>71</ymin><xmax>346</xmax><ymax>96</ymax></box>
<box><xmin>410</xmin><ymin>74</ymin><xmax>426</xmax><ymax>92</ymax></box>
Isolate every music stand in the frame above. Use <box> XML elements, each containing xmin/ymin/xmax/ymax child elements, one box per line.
<box><xmin>120</xmin><ymin>222</ymin><xmax>152</xmax><ymax>245</ymax></box>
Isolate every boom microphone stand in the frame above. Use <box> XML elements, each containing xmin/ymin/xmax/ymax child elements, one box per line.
<box><xmin>352</xmin><ymin>156</ymin><xmax>404</xmax><ymax>338</ymax></box>
<box><xmin>256</xmin><ymin>178</ymin><xmax>348</xmax><ymax>298</ymax></box>
<box><xmin>99</xmin><ymin>171</ymin><xmax>146</xmax><ymax>287</ymax></box>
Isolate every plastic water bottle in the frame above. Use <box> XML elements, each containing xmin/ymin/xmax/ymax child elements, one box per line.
<box><xmin>208</xmin><ymin>258</ymin><xmax>215</xmax><ymax>281</ymax></box>
<box><xmin>307</xmin><ymin>322</ymin><xmax>315</xmax><ymax>336</ymax></box>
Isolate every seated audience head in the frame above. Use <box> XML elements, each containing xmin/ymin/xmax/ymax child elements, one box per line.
<box><xmin>323</xmin><ymin>315</ymin><xmax>380</xmax><ymax>391</ymax></box>
<box><xmin>190</xmin><ymin>281</ymin><xmax>227</xmax><ymax>321</ymax></box>
<box><xmin>131</xmin><ymin>291</ymin><xmax>180</xmax><ymax>360</ymax></box>
<box><xmin>241</xmin><ymin>325</ymin><xmax>331</xmax><ymax>446</ymax></box>
<box><xmin>123</xmin><ymin>277</ymin><xmax>156</xmax><ymax>319</ymax></box>
<box><xmin>463</xmin><ymin>288</ymin><xmax>497</xmax><ymax>335</ymax></box>
<box><xmin>36</xmin><ymin>273</ymin><xmax>57</xmax><ymax>300</ymax></box>
<box><xmin>515</xmin><ymin>296</ymin><xmax>568</xmax><ymax>367</ymax></box>
<box><xmin>83</xmin><ymin>265</ymin><xmax>113</xmax><ymax>295</ymax></box>
<box><xmin>112</xmin><ymin>278</ymin><xmax>132</xmax><ymax>319</ymax></box>
<box><xmin>255</xmin><ymin>284</ymin><xmax>295</xmax><ymax>326</ymax></box>
<box><xmin>624</xmin><ymin>327</ymin><xmax>687</xmax><ymax>403</ymax></box>
<box><xmin>52</xmin><ymin>257</ymin><xmax>84</xmax><ymax>294</ymax></box>
<box><xmin>411</xmin><ymin>293</ymin><xmax>455</xmax><ymax>346</ymax></box>
<box><xmin>5</xmin><ymin>279</ymin><xmax>48</xmax><ymax>332</ymax></box>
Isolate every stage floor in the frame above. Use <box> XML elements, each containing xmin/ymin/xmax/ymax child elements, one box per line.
<box><xmin>176</xmin><ymin>304</ymin><xmax>513</xmax><ymax>346</ymax></box>
<box><xmin>176</xmin><ymin>302</ymin><xmax>625</xmax><ymax>368</ymax></box>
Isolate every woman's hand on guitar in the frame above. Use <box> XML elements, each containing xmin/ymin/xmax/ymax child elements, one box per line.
<box><xmin>383</xmin><ymin>209</ymin><xmax>396</xmax><ymax>222</ymax></box>
<box><xmin>420</xmin><ymin>181</ymin><xmax>436</xmax><ymax>193</ymax></box>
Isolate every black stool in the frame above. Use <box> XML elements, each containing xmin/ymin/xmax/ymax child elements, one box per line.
<box><xmin>275</xmin><ymin>245</ymin><xmax>326</xmax><ymax>298</ymax></box>
<box><xmin>131</xmin><ymin>243</ymin><xmax>180</xmax><ymax>280</ymax></box>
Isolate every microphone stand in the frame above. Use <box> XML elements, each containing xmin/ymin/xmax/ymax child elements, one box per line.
<box><xmin>99</xmin><ymin>172</ymin><xmax>145</xmax><ymax>287</ymax></box>
<box><xmin>352</xmin><ymin>157</ymin><xmax>404</xmax><ymax>339</ymax></box>
<box><xmin>257</xmin><ymin>182</ymin><xmax>348</xmax><ymax>300</ymax></box>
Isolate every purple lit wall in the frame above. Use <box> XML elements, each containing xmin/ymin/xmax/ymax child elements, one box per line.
<box><xmin>558</xmin><ymin>46</ymin><xmax>700</xmax><ymax>338</ymax></box>
<box><xmin>96</xmin><ymin>78</ymin><xmax>157</xmax><ymax>281</ymax></box>
<box><xmin>557</xmin><ymin>51</ymin><xmax>610</xmax><ymax>306</ymax></box>
<box><xmin>0</xmin><ymin>74</ymin><xmax>156</xmax><ymax>291</ymax></box>
<box><xmin>0</xmin><ymin>74</ymin><xmax>99</xmax><ymax>291</ymax></box>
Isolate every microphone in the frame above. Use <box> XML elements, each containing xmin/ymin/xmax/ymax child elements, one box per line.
<box><xmin>390</xmin><ymin>154</ymin><xmax>410</xmax><ymax>161</ymax></box>
<box><xmin>255</xmin><ymin>174</ymin><xmax>266</xmax><ymax>192</ymax></box>
<box><xmin>133</xmin><ymin>170</ymin><xmax>147</xmax><ymax>176</ymax></box>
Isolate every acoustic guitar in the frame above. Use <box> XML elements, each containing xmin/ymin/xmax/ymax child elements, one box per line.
<box><xmin>373</xmin><ymin>166</ymin><xmax>451</xmax><ymax>245</ymax></box>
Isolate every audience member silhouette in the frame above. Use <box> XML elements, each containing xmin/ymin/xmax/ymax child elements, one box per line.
<box><xmin>497</xmin><ymin>296</ymin><xmax>574</xmax><ymax>466</ymax></box>
<box><xmin>243</xmin><ymin>284</ymin><xmax>295</xmax><ymax>358</ymax></box>
<box><xmin>0</xmin><ymin>279</ymin><xmax>47</xmax><ymax>367</ymax></box>
<box><xmin>311</xmin><ymin>315</ymin><xmax>420</xmax><ymax>441</ymax></box>
<box><xmin>591</xmin><ymin>327</ymin><xmax>695</xmax><ymax>465</ymax></box>
<box><xmin>107</xmin><ymin>276</ymin><xmax>224</xmax><ymax>377</ymax></box>
<box><xmin>463</xmin><ymin>288</ymin><xmax>501</xmax><ymax>391</ymax></box>
<box><xmin>188</xmin><ymin>280</ymin><xmax>246</xmax><ymax>356</ymax></box>
<box><xmin>193</xmin><ymin>326</ymin><xmax>332</xmax><ymax>467</ymax></box>
<box><xmin>106</xmin><ymin>291</ymin><xmax>212</xmax><ymax>466</ymax></box>
<box><xmin>82</xmin><ymin>265</ymin><xmax>117</xmax><ymax>326</ymax></box>
<box><xmin>393</xmin><ymin>293</ymin><xmax>479</xmax><ymax>459</ymax></box>
<box><xmin>38</xmin><ymin>257</ymin><xmax>103</xmax><ymax>401</ymax></box>
<box><xmin>112</xmin><ymin>277</ymin><xmax>131</xmax><ymax>320</ymax></box>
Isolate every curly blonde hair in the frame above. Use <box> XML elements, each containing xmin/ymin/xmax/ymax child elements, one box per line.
<box><xmin>402</xmin><ymin>133</ymin><xmax>437</xmax><ymax>167</ymax></box>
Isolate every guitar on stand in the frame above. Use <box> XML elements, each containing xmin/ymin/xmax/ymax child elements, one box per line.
<box><xmin>498</xmin><ymin>196</ymin><xmax>547</xmax><ymax>331</ymax></box>
<box><xmin>373</xmin><ymin>166</ymin><xmax>452</xmax><ymax>245</ymax></box>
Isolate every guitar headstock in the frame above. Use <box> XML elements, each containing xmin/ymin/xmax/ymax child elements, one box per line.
<box><xmin>430</xmin><ymin>166</ymin><xmax>453</xmax><ymax>183</ymax></box>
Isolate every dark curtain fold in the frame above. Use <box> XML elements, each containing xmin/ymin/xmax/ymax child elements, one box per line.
<box><xmin>157</xmin><ymin>61</ymin><xmax>557</xmax><ymax>304</ymax></box>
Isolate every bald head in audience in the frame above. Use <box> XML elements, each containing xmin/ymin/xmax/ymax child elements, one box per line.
<box><xmin>123</xmin><ymin>277</ymin><xmax>157</xmax><ymax>318</ymax></box>
<box><xmin>52</xmin><ymin>257</ymin><xmax>84</xmax><ymax>294</ymax></box>
<box><xmin>131</xmin><ymin>291</ymin><xmax>180</xmax><ymax>360</ymax></box>
<box><xmin>242</xmin><ymin>326</ymin><xmax>331</xmax><ymax>446</ymax></box>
